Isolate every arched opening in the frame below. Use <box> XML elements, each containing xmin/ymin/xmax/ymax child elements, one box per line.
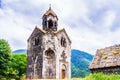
<box><xmin>44</xmin><ymin>48</ymin><xmax>56</xmax><ymax>78</ymax></box>
<box><xmin>61</xmin><ymin>64</ymin><xmax>66</xmax><ymax>79</ymax></box>
<box><xmin>48</xmin><ymin>20</ymin><xmax>53</xmax><ymax>29</ymax></box>
<box><xmin>61</xmin><ymin>37</ymin><xmax>64</xmax><ymax>46</ymax></box>
<box><xmin>45</xmin><ymin>48</ymin><xmax>55</xmax><ymax>59</ymax></box>
<box><xmin>44</xmin><ymin>21</ymin><xmax>47</xmax><ymax>26</ymax></box>
<box><xmin>62</xmin><ymin>69</ymin><xmax>65</xmax><ymax>79</ymax></box>
<box><xmin>55</xmin><ymin>21</ymin><xmax>57</xmax><ymax>27</ymax></box>
<box><xmin>35</xmin><ymin>37</ymin><xmax>39</xmax><ymax>46</ymax></box>
<box><xmin>61</xmin><ymin>37</ymin><xmax>67</xmax><ymax>47</ymax></box>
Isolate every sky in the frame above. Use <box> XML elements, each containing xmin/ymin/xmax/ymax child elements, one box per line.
<box><xmin>1</xmin><ymin>0</ymin><xmax>120</xmax><ymax>55</ymax></box>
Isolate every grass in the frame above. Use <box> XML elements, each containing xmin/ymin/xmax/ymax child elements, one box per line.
<box><xmin>84</xmin><ymin>73</ymin><xmax>120</xmax><ymax>80</ymax></box>
<box><xmin>17</xmin><ymin>73</ymin><xmax>120</xmax><ymax>80</ymax></box>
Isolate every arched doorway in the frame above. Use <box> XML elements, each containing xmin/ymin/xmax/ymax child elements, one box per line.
<box><xmin>61</xmin><ymin>64</ymin><xmax>66</xmax><ymax>79</ymax></box>
<box><xmin>44</xmin><ymin>48</ymin><xmax>56</xmax><ymax>78</ymax></box>
<box><xmin>62</xmin><ymin>69</ymin><xmax>65</xmax><ymax>79</ymax></box>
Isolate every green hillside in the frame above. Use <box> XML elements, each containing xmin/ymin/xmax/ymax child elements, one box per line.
<box><xmin>71</xmin><ymin>49</ymin><xmax>93</xmax><ymax>78</ymax></box>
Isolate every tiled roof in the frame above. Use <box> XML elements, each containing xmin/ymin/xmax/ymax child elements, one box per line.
<box><xmin>89</xmin><ymin>44</ymin><xmax>120</xmax><ymax>69</ymax></box>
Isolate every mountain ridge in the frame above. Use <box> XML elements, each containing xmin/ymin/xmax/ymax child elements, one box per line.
<box><xmin>12</xmin><ymin>49</ymin><xmax>27</xmax><ymax>54</ymax></box>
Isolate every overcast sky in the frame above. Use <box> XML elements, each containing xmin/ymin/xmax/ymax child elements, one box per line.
<box><xmin>1</xmin><ymin>0</ymin><xmax>120</xmax><ymax>55</ymax></box>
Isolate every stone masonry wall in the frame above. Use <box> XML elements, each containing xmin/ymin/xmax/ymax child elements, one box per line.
<box><xmin>26</xmin><ymin>29</ymin><xmax>43</xmax><ymax>79</ymax></box>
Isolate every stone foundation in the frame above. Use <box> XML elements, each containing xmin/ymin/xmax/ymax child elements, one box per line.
<box><xmin>90</xmin><ymin>66</ymin><xmax>120</xmax><ymax>74</ymax></box>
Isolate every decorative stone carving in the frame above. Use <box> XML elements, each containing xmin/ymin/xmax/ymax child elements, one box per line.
<box><xmin>61</xmin><ymin>51</ymin><xmax>67</xmax><ymax>62</ymax></box>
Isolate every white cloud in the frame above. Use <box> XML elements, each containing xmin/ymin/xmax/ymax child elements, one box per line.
<box><xmin>102</xmin><ymin>10</ymin><xmax>116</xmax><ymax>28</ymax></box>
<box><xmin>1</xmin><ymin>0</ymin><xmax>120</xmax><ymax>55</ymax></box>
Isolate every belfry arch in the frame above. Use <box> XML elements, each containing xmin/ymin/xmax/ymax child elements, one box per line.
<box><xmin>48</xmin><ymin>19</ymin><xmax>53</xmax><ymax>29</ymax></box>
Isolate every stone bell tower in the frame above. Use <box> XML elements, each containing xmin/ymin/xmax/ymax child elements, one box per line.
<box><xmin>26</xmin><ymin>7</ymin><xmax>71</xmax><ymax>79</ymax></box>
<box><xmin>42</xmin><ymin>7</ymin><xmax>58</xmax><ymax>31</ymax></box>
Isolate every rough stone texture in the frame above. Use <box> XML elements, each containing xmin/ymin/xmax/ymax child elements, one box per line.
<box><xmin>26</xmin><ymin>8</ymin><xmax>71</xmax><ymax>79</ymax></box>
<box><xmin>89</xmin><ymin>44</ymin><xmax>120</xmax><ymax>74</ymax></box>
<box><xmin>91</xmin><ymin>67</ymin><xmax>120</xmax><ymax>74</ymax></box>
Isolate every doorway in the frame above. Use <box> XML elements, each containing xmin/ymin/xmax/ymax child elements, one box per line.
<box><xmin>62</xmin><ymin>69</ymin><xmax>65</xmax><ymax>79</ymax></box>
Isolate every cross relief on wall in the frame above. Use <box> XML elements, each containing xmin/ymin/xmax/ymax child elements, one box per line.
<box><xmin>61</xmin><ymin>51</ymin><xmax>67</xmax><ymax>62</ymax></box>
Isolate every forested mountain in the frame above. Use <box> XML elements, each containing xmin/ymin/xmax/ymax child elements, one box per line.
<box><xmin>71</xmin><ymin>49</ymin><xmax>93</xmax><ymax>78</ymax></box>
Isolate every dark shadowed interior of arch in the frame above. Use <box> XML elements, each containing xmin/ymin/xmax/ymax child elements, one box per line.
<box><xmin>48</xmin><ymin>20</ymin><xmax>53</xmax><ymax>29</ymax></box>
<box><xmin>45</xmin><ymin>48</ymin><xmax>55</xmax><ymax>59</ymax></box>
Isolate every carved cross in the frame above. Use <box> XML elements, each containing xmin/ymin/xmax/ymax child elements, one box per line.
<box><xmin>61</xmin><ymin>51</ymin><xmax>67</xmax><ymax>61</ymax></box>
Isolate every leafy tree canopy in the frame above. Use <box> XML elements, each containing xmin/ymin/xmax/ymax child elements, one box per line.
<box><xmin>10</xmin><ymin>54</ymin><xmax>27</xmax><ymax>79</ymax></box>
<box><xmin>0</xmin><ymin>39</ymin><xmax>11</xmax><ymax>78</ymax></box>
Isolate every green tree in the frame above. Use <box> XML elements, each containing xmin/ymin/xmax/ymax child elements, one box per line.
<box><xmin>0</xmin><ymin>39</ymin><xmax>11</xmax><ymax>78</ymax></box>
<box><xmin>11</xmin><ymin>54</ymin><xmax>27</xmax><ymax>79</ymax></box>
<box><xmin>72</xmin><ymin>63</ymin><xmax>89</xmax><ymax>78</ymax></box>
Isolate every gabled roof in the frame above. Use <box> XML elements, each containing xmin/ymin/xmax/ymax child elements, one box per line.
<box><xmin>89</xmin><ymin>44</ymin><xmax>120</xmax><ymax>69</ymax></box>
<box><xmin>42</xmin><ymin>8</ymin><xmax>58</xmax><ymax>20</ymax></box>
<box><xmin>27</xmin><ymin>26</ymin><xmax>47</xmax><ymax>41</ymax></box>
<box><xmin>44</xmin><ymin>8</ymin><xmax>57</xmax><ymax>16</ymax></box>
<box><xmin>54</xmin><ymin>28</ymin><xmax>72</xmax><ymax>44</ymax></box>
<box><xmin>28</xmin><ymin>26</ymin><xmax>71</xmax><ymax>44</ymax></box>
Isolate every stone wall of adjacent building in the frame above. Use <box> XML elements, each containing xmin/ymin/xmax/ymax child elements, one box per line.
<box><xmin>91</xmin><ymin>67</ymin><xmax>120</xmax><ymax>74</ymax></box>
<box><xmin>89</xmin><ymin>44</ymin><xmax>120</xmax><ymax>74</ymax></box>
